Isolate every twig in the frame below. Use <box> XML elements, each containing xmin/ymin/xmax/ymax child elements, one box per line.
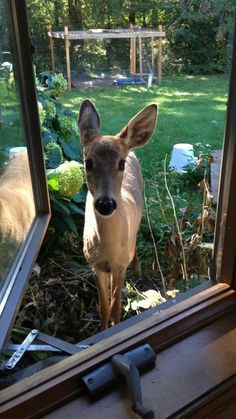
<box><xmin>163</xmin><ymin>156</ymin><xmax>188</xmax><ymax>283</ymax></box>
<box><xmin>154</xmin><ymin>179</ymin><xmax>168</xmax><ymax>223</ymax></box>
<box><xmin>144</xmin><ymin>182</ymin><xmax>167</xmax><ymax>297</ymax></box>
<box><xmin>48</xmin><ymin>257</ymin><xmax>97</xmax><ymax>290</ymax></box>
<box><xmin>200</xmin><ymin>170</ymin><xmax>210</xmax><ymax>239</ymax></box>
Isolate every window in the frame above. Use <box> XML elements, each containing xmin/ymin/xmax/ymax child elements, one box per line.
<box><xmin>0</xmin><ymin>0</ymin><xmax>50</xmax><ymax>354</ymax></box>
<box><xmin>0</xmin><ymin>3</ymin><xmax>236</xmax><ymax>417</ymax></box>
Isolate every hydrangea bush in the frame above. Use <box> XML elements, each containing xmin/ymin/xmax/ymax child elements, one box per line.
<box><xmin>36</xmin><ymin>72</ymin><xmax>85</xmax><ymax>238</ymax></box>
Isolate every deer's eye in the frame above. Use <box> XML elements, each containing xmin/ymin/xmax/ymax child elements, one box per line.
<box><xmin>118</xmin><ymin>159</ymin><xmax>126</xmax><ymax>171</ymax></box>
<box><xmin>85</xmin><ymin>159</ymin><xmax>93</xmax><ymax>171</ymax></box>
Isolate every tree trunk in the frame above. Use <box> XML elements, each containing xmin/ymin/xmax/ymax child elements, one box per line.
<box><xmin>68</xmin><ymin>0</ymin><xmax>83</xmax><ymax>28</ymax></box>
<box><xmin>129</xmin><ymin>0</ymin><xmax>136</xmax><ymax>25</ymax></box>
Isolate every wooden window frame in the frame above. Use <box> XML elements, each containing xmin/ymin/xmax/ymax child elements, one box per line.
<box><xmin>0</xmin><ymin>0</ymin><xmax>50</xmax><ymax>353</ymax></box>
<box><xmin>1</xmin><ymin>4</ymin><xmax>236</xmax><ymax>418</ymax></box>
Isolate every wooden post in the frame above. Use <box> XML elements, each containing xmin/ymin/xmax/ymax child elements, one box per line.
<box><xmin>139</xmin><ymin>35</ymin><xmax>143</xmax><ymax>77</ymax></box>
<box><xmin>130</xmin><ymin>25</ymin><xmax>134</xmax><ymax>75</ymax></box>
<box><xmin>157</xmin><ymin>25</ymin><xmax>163</xmax><ymax>84</ymax></box>
<box><xmin>49</xmin><ymin>27</ymin><xmax>55</xmax><ymax>74</ymax></box>
<box><xmin>64</xmin><ymin>26</ymin><xmax>71</xmax><ymax>90</ymax></box>
<box><xmin>130</xmin><ymin>37</ymin><xmax>137</xmax><ymax>75</ymax></box>
<box><xmin>130</xmin><ymin>25</ymin><xmax>136</xmax><ymax>75</ymax></box>
<box><xmin>133</xmin><ymin>35</ymin><xmax>136</xmax><ymax>74</ymax></box>
<box><xmin>151</xmin><ymin>36</ymin><xmax>154</xmax><ymax>74</ymax></box>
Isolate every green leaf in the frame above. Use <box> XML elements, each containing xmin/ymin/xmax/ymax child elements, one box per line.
<box><xmin>69</xmin><ymin>202</ymin><xmax>84</xmax><ymax>215</ymax></box>
<box><xmin>59</xmin><ymin>138</ymin><xmax>82</xmax><ymax>160</ymax></box>
<box><xmin>73</xmin><ymin>186</ymin><xmax>87</xmax><ymax>203</ymax></box>
<box><xmin>47</xmin><ymin>173</ymin><xmax>60</xmax><ymax>191</ymax></box>
<box><xmin>42</xmin><ymin>130</ymin><xmax>58</xmax><ymax>144</ymax></box>
<box><xmin>45</xmin><ymin>144</ymin><xmax>63</xmax><ymax>169</ymax></box>
<box><xmin>50</xmin><ymin>216</ymin><xmax>68</xmax><ymax>233</ymax></box>
<box><xmin>51</xmin><ymin>197</ymin><xmax>70</xmax><ymax>216</ymax></box>
<box><xmin>63</xmin><ymin>215</ymin><xmax>78</xmax><ymax>234</ymax></box>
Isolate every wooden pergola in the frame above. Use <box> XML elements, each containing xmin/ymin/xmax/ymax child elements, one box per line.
<box><xmin>48</xmin><ymin>26</ymin><xmax>166</xmax><ymax>90</ymax></box>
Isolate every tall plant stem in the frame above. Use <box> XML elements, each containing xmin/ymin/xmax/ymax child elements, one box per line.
<box><xmin>144</xmin><ymin>182</ymin><xmax>167</xmax><ymax>297</ymax></box>
<box><xmin>163</xmin><ymin>156</ymin><xmax>188</xmax><ymax>283</ymax></box>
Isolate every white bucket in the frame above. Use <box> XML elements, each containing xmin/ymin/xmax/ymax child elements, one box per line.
<box><xmin>169</xmin><ymin>143</ymin><xmax>195</xmax><ymax>173</ymax></box>
<box><xmin>147</xmin><ymin>74</ymin><xmax>153</xmax><ymax>88</ymax></box>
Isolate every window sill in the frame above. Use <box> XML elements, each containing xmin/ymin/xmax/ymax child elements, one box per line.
<box><xmin>0</xmin><ymin>282</ymin><xmax>236</xmax><ymax>417</ymax></box>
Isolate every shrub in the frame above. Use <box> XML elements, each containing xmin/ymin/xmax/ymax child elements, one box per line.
<box><xmin>44</xmin><ymin>141</ymin><xmax>63</xmax><ymax>169</ymax></box>
<box><xmin>36</xmin><ymin>72</ymin><xmax>86</xmax><ymax>241</ymax></box>
<box><xmin>56</xmin><ymin>161</ymin><xmax>84</xmax><ymax>199</ymax></box>
<box><xmin>50</xmin><ymin>73</ymin><xmax>68</xmax><ymax>98</ymax></box>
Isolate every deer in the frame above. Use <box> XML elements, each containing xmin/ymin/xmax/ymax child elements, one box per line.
<box><xmin>0</xmin><ymin>150</ymin><xmax>35</xmax><ymax>243</ymax></box>
<box><xmin>78</xmin><ymin>99</ymin><xmax>158</xmax><ymax>329</ymax></box>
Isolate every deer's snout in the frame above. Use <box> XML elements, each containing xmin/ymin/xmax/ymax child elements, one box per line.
<box><xmin>94</xmin><ymin>197</ymin><xmax>117</xmax><ymax>216</ymax></box>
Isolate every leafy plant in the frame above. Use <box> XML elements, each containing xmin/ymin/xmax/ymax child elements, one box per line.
<box><xmin>36</xmin><ymin>72</ymin><xmax>86</xmax><ymax>243</ymax></box>
<box><xmin>40</xmin><ymin>71</ymin><xmax>67</xmax><ymax>98</ymax></box>
<box><xmin>47</xmin><ymin>161</ymin><xmax>85</xmax><ymax>236</ymax></box>
<box><xmin>48</xmin><ymin>160</ymin><xmax>84</xmax><ymax>199</ymax></box>
<box><xmin>44</xmin><ymin>141</ymin><xmax>63</xmax><ymax>169</ymax></box>
<box><xmin>58</xmin><ymin>114</ymin><xmax>78</xmax><ymax>141</ymax></box>
<box><xmin>0</xmin><ymin>65</ymin><xmax>15</xmax><ymax>105</ymax></box>
<box><xmin>140</xmin><ymin>150</ymin><xmax>215</xmax><ymax>294</ymax></box>
<box><xmin>44</xmin><ymin>100</ymin><xmax>57</xmax><ymax>124</ymax></box>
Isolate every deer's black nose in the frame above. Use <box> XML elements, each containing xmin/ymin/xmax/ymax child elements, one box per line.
<box><xmin>95</xmin><ymin>198</ymin><xmax>117</xmax><ymax>216</ymax></box>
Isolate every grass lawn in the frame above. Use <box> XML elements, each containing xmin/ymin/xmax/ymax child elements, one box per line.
<box><xmin>61</xmin><ymin>74</ymin><xmax>229</xmax><ymax>170</ymax></box>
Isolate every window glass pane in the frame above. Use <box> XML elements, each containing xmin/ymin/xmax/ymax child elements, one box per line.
<box><xmin>0</xmin><ymin>0</ymin><xmax>35</xmax><ymax>296</ymax></box>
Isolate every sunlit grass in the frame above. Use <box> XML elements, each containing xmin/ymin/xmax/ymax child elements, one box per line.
<box><xmin>61</xmin><ymin>74</ymin><xmax>229</xmax><ymax>169</ymax></box>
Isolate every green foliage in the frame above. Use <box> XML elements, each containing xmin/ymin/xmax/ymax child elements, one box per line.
<box><xmin>44</xmin><ymin>141</ymin><xmax>63</xmax><ymax>168</ymax></box>
<box><xmin>38</xmin><ymin>73</ymin><xmax>82</xmax><ymax>163</ymax></box>
<box><xmin>36</xmin><ymin>72</ymin><xmax>85</xmax><ymax>240</ymax></box>
<box><xmin>37</xmin><ymin>101</ymin><xmax>46</xmax><ymax>125</ymax></box>
<box><xmin>0</xmin><ymin>66</ymin><xmax>15</xmax><ymax>105</ymax></box>
<box><xmin>26</xmin><ymin>0</ymin><xmax>234</xmax><ymax>76</ymax></box>
<box><xmin>0</xmin><ymin>62</ymin><xmax>25</xmax><ymax>167</ymax></box>
<box><xmin>47</xmin><ymin>186</ymin><xmax>86</xmax><ymax>236</ymax></box>
<box><xmin>58</xmin><ymin>114</ymin><xmax>78</xmax><ymax>141</ymax></box>
<box><xmin>167</xmin><ymin>10</ymin><xmax>226</xmax><ymax>74</ymax></box>
<box><xmin>40</xmin><ymin>71</ymin><xmax>67</xmax><ymax>98</ymax></box>
<box><xmin>49</xmin><ymin>73</ymin><xmax>68</xmax><ymax>98</ymax></box>
<box><xmin>44</xmin><ymin>100</ymin><xmax>57</xmax><ymax>124</ymax></box>
<box><xmin>27</xmin><ymin>0</ymin><xmax>68</xmax><ymax>70</ymax></box>
<box><xmin>54</xmin><ymin>160</ymin><xmax>84</xmax><ymax>199</ymax></box>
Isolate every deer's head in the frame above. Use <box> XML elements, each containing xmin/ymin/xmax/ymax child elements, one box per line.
<box><xmin>78</xmin><ymin>100</ymin><xmax>158</xmax><ymax>217</ymax></box>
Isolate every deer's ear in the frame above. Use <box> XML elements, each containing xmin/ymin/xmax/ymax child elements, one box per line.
<box><xmin>78</xmin><ymin>99</ymin><xmax>100</xmax><ymax>146</ymax></box>
<box><xmin>118</xmin><ymin>104</ymin><xmax>158</xmax><ymax>149</ymax></box>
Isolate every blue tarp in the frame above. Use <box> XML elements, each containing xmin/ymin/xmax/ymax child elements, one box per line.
<box><xmin>113</xmin><ymin>77</ymin><xmax>145</xmax><ymax>86</ymax></box>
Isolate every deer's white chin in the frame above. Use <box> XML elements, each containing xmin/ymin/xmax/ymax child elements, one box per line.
<box><xmin>94</xmin><ymin>208</ymin><xmax>117</xmax><ymax>218</ymax></box>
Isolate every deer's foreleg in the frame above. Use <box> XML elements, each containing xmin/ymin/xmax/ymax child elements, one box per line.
<box><xmin>110</xmin><ymin>268</ymin><xmax>126</xmax><ymax>324</ymax></box>
<box><xmin>131</xmin><ymin>247</ymin><xmax>142</xmax><ymax>277</ymax></box>
<box><xmin>94</xmin><ymin>270</ymin><xmax>110</xmax><ymax>330</ymax></box>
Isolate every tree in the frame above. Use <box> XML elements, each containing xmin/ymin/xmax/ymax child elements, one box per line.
<box><xmin>26</xmin><ymin>0</ymin><xmax>235</xmax><ymax>75</ymax></box>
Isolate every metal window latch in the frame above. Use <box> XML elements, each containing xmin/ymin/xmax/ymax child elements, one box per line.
<box><xmin>5</xmin><ymin>329</ymin><xmax>89</xmax><ymax>370</ymax></box>
<box><xmin>5</xmin><ymin>329</ymin><xmax>39</xmax><ymax>370</ymax></box>
<box><xmin>82</xmin><ymin>343</ymin><xmax>156</xmax><ymax>419</ymax></box>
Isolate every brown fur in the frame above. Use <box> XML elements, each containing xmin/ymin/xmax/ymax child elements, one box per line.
<box><xmin>78</xmin><ymin>100</ymin><xmax>158</xmax><ymax>329</ymax></box>
<box><xmin>0</xmin><ymin>150</ymin><xmax>35</xmax><ymax>242</ymax></box>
